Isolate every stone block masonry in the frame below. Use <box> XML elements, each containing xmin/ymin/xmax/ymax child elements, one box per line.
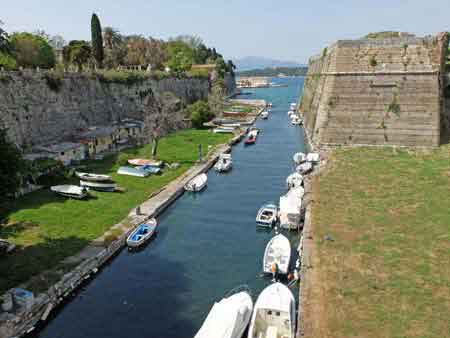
<box><xmin>299</xmin><ymin>33</ymin><xmax>450</xmax><ymax>147</ymax></box>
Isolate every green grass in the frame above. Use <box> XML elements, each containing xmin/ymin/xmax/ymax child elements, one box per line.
<box><xmin>0</xmin><ymin>129</ymin><xmax>230</xmax><ymax>294</ymax></box>
<box><xmin>306</xmin><ymin>147</ymin><xmax>450</xmax><ymax>338</ymax></box>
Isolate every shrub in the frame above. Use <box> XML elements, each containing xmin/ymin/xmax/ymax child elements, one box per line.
<box><xmin>0</xmin><ymin>52</ymin><xmax>17</xmax><ymax>70</ymax></box>
<box><xmin>97</xmin><ymin>70</ymin><xmax>148</xmax><ymax>85</ymax></box>
<box><xmin>10</xmin><ymin>32</ymin><xmax>55</xmax><ymax>69</ymax></box>
<box><xmin>115</xmin><ymin>152</ymin><xmax>133</xmax><ymax>166</ymax></box>
<box><xmin>187</xmin><ymin>100</ymin><xmax>214</xmax><ymax>128</ymax></box>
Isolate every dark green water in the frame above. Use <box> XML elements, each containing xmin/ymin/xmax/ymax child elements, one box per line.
<box><xmin>30</xmin><ymin>77</ymin><xmax>305</xmax><ymax>338</ymax></box>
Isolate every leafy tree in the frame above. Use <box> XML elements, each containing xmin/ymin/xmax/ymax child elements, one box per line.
<box><xmin>103</xmin><ymin>27</ymin><xmax>122</xmax><ymax>50</ymax></box>
<box><xmin>187</xmin><ymin>101</ymin><xmax>214</xmax><ymax>128</ymax></box>
<box><xmin>0</xmin><ymin>128</ymin><xmax>24</xmax><ymax>201</ymax></box>
<box><xmin>0</xmin><ymin>52</ymin><xmax>16</xmax><ymax>69</ymax></box>
<box><xmin>0</xmin><ymin>20</ymin><xmax>11</xmax><ymax>54</ymax></box>
<box><xmin>10</xmin><ymin>32</ymin><xmax>55</xmax><ymax>68</ymax></box>
<box><xmin>166</xmin><ymin>40</ymin><xmax>194</xmax><ymax>74</ymax></box>
<box><xmin>209</xmin><ymin>80</ymin><xmax>226</xmax><ymax>116</ymax></box>
<box><xmin>215</xmin><ymin>57</ymin><xmax>228</xmax><ymax>78</ymax></box>
<box><xmin>91</xmin><ymin>13</ymin><xmax>104</xmax><ymax>68</ymax></box>
<box><xmin>63</xmin><ymin>40</ymin><xmax>91</xmax><ymax>72</ymax></box>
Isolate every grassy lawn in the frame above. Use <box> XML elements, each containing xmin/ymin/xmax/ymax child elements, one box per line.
<box><xmin>0</xmin><ymin>129</ymin><xmax>231</xmax><ymax>294</ymax></box>
<box><xmin>305</xmin><ymin>147</ymin><xmax>450</xmax><ymax>338</ymax></box>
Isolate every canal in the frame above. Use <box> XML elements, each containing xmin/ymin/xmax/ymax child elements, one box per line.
<box><xmin>30</xmin><ymin>76</ymin><xmax>305</xmax><ymax>338</ymax></box>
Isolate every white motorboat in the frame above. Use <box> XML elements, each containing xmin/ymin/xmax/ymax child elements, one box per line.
<box><xmin>290</xmin><ymin>102</ymin><xmax>297</xmax><ymax>110</ymax></box>
<box><xmin>279</xmin><ymin>187</ymin><xmax>304</xmax><ymax>230</ymax></box>
<box><xmin>185</xmin><ymin>173</ymin><xmax>208</xmax><ymax>192</ymax></box>
<box><xmin>263</xmin><ymin>233</ymin><xmax>291</xmax><ymax>275</ymax></box>
<box><xmin>80</xmin><ymin>180</ymin><xmax>117</xmax><ymax>192</ymax></box>
<box><xmin>292</xmin><ymin>152</ymin><xmax>306</xmax><ymax>164</ymax></box>
<box><xmin>194</xmin><ymin>286</ymin><xmax>253</xmax><ymax>338</ymax></box>
<box><xmin>256</xmin><ymin>204</ymin><xmax>278</xmax><ymax>227</ymax></box>
<box><xmin>51</xmin><ymin>185</ymin><xmax>88</xmax><ymax>199</ymax></box>
<box><xmin>286</xmin><ymin>172</ymin><xmax>303</xmax><ymax>189</ymax></box>
<box><xmin>249</xmin><ymin>127</ymin><xmax>260</xmax><ymax>136</ymax></box>
<box><xmin>287</xmin><ymin>110</ymin><xmax>295</xmax><ymax>117</ymax></box>
<box><xmin>297</xmin><ymin>162</ymin><xmax>313</xmax><ymax>174</ymax></box>
<box><xmin>291</xmin><ymin>115</ymin><xmax>301</xmax><ymax>125</ymax></box>
<box><xmin>247</xmin><ymin>282</ymin><xmax>296</xmax><ymax>338</ymax></box>
<box><xmin>75</xmin><ymin>172</ymin><xmax>112</xmax><ymax>182</ymax></box>
<box><xmin>126</xmin><ymin>219</ymin><xmax>158</xmax><ymax>248</ymax></box>
<box><xmin>213</xmin><ymin>127</ymin><xmax>236</xmax><ymax>134</ymax></box>
<box><xmin>306</xmin><ymin>152</ymin><xmax>320</xmax><ymax>163</ymax></box>
<box><xmin>261</xmin><ymin>111</ymin><xmax>269</xmax><ymax>119</ymax></box>
<box><xmin>117</xmin><ymin>166</ymin><xmax>150</xmax><ymax>177</ymax></box>
<box><xmin>214</xmin><ymin>153</ymin><xmax>232</xmax><ymax>173</ymax></box>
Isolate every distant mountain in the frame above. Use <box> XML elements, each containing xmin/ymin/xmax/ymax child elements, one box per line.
<box><xmin>232</xmin><ymin>56</ymin><xmax>304</xmax><ymax>71</ymax></box>
<box><xmin>236</xmin><ymin>66</ymin><xmax>308</xmax><ymax>77</ymax></box>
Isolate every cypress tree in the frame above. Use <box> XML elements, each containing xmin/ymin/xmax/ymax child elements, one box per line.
<box><xmin>91</xmin><ymin>13</ymin><xmax>104</xmax><ymax>68</ymax></box>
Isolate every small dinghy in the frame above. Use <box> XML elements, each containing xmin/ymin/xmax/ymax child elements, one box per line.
<box><xmin>117</xmin><ymin>166</ymin><xmax>150</xmax><ymax>177</ymax></box>
<box><xmin>297</xmin><ymin>162</ymin><xmax>313</xmax><ymax>174</ymax></box>
<box><xmin>286</xmin><ymin>172</ymin><xmax>303</xmax><ymax>189</ymax></box>
<box><xmin>51</xmin><ymin>185</ymin><xmax>88</xmax><ymax>199</ymax></box>
<box><xmin>306</xmin><ymin>152</ymin><xmax>320</xmax><ymax>163</ymax></box>
<box><xmin>80</xmin><ymin>180</ymin><xmax>117</xmax><ymax>192</ymax></box>
<box><xmin>293</xmin><ymin>152</ymin><xmax>306</xmax><ymax>164</ymax></box>
<box><xmin>247</xmin><ymin>282</ymin><xmax>296</xmax><ymax>338</ymax></box>
<box><xmin>263</xmin><ymin>233</ymin><xmax>291</xmax><ymax>275</ymax></box>
<box><xmin>128</xmin><ymin>159</ymin><xmax>163</xmax><ymax>167</ymax></box>
<box><xmin>136</xmin><ymin>165</ymin><xmax>161</xmax><ymax>174</ymax></box>
<box><xmin>214</xmin><ymin>153</ymin><xmax>232</xmax><ymax>173</ymax></box>
<box><xmin>256</xmin><ymin>204</ymin><xmax>278</xmax><ymax>228</ymax></box>
<box><xmin>194</xmin><ymin>286</ymin><xmax>253</xmax><ymax>338</ymax></box>
<box><xmin>76</xmin><ymin>172</ymin><xmax>112</xmax><ymax>182</ymax></box>
<box><xmin>185</xmin><ymin>173</ymin><xmax>208</xmax><ymax>192</ymax></box>
<box><xmin>261</xmin><ymin>111</ymin><xmax>269</xmax><ymax>119</ymax></box>
<box><xmin>126</xmin><ymin>219</ymin><xmax>158</xmax><ymax>248</ymax></box>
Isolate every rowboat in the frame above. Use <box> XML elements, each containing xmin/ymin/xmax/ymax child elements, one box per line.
<box><xmin>263</xmin><ymin>233</ymin><xmax>291</xmax><ymax>274</ymax></box>
<box><xmin>256</xmin><ymin>203</ymin><xmax>278</xmax><ymax>228</ymax></box>
<box><xmin>185</xmin><ymin>173</ymin><xmax>208</xmax><ymax>192</ymax></box>
<box><xmin>117</xmin><ymin>166</ymin><xmax>150</xmax><ymax>177</ymax></box>
<box><xmin>128</xmin><ymin>159</ymin><xmax>163</xmax><ymax>167</ymax></box>
<box><xmin>213</xmin><ymin>127</ymin><xmax>235</xmax><ymax>134</ymax></box>
<box><xmin>126</xmin><ymin>219</ymin><xmax>158</xmax><ymax>248</ymax></box>
<box><xmin>136</xmin><ymin>165</ymin><xmax>162</xmax><ymax>174</ymax></box>
<box><xmin>75</xmin><ymin>172</ymin><xmax>112</xmax><ymax>182</ymax></box>
<box><xmin>214</xmin><ymin>153</ymin><xmax>232</xmax><ymax>173</ymax></box>
<box><xmin>194</xmin><ymin>286</ymin><xmax>253</xmax><ymax>338</ymax></box>
<box><xmin>51</xmin><ymin>185</ymin><xmax>88</xmax><ymax>199</ymax></box>
<box><xmin>80</xmin><ymin>180</ymin><xmax>117</xmax><ymax>192</ymax></box>
<box><xmin>247</xmin><ymin>283</ymin><xmax>296</xmax><ymax>338</ymax></box>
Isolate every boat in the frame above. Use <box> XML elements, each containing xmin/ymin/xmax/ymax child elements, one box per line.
<box><xmin>117</xmin><ymin>166</ymin><xmax>150</xmax><ymax>177</ymax></box>
<box><xmin>80</xmin><ymin>180</ymin><xmax>117</xmax><ymax>192</ymax></box>
<box><xmin>75</xmin><ymin>172</ymin><xmax>112</xmax><ymax>182</ymax></box>
<box><xmin>279</xmin><ymin>187</ymin><xmax>304</xmax><ymax>230</ymax></box>
<box><xmin>287</xmin><ymin>110</ymin><xmax>295</xmax><ymax>117</ymax></box>
<box><xmin>290</xmin><ymin>103</ymin><xmax>297</xmax><ymax>110</ymax></box>
<box><xmin>263</xmin><ymin>233</ymin><xmax>291</xmax><ymax>275</ymax></box>
<box><xmin>247</xmin><ymin>283</ymin><xmax>296</xmax><ymax>338</ymax></box>
<box><xmin>291</xmin><ymin>115</ymin><xmax>301</xmax><ymax>125</ymax></box>
<box><xmin>214</xmin><ymin>153</ymin><xmax>232</xmax><ymax>173</ymax></box>
<box><xmin>306</xmin><ymin>152</ymin><xmax>320</xmax><ymax>163</ymax></box>
<box><xmin>50</xmin><ymin>185</ymin><xmax>88</xmax><ymax>199</ymax></box>
<box><xmin>194</xmin><ymin>286</ymin><xmax>253</xmax><ymax>338</ymax></box>
<box><xmin>256</xmin><ymin>203</ymin><xmax>278</xmax><ymax>227</ymax></box>
<box><xmin>249</xmin><ymin>127</ymin><xmax>260</xmax><ymax>136</ymax></box>
<box><xmin>261</xmin><ymin>111</ymin><xmax>269</xmax><ymax>119</ymax></box>
<box><xmin>185</xmin><ymin>173</ymin><xmax>208</xmax><ymax>192</ymax></box>
<box><xmin>286</xmin><ymin>172</ymin><xmax>303</xmax><ymax>189</ymax></box>
<box><xmin>126</xmin><ymin>219</ymin><xmax>158</xmax><ymax>248</ymax></box>
<box><xmin>292</xmin><ymin>152</ymin><xmax>306</xmax><ymax>164</ymax></box>
<box><xmin>244</xmin><ymin>134</ymin><xmax>256</xmax><ymax>145</ymax></box>
<box><xmin>136</xmin><ymin>165</ymin><xmax>162</xmax><ymax>174</ymax></box>
<box><xmin>267</xmin><ymin>102</ymin><xmax>273</xmax><ymax>107</ymax></box>
<box><xmin>297</xmin><ymin>162</ymin><xmax>313</xmax><ymax>174</ymax></box>
<box><xmin>213</xmin><ymin>127</ymin><xmax>236</xmax><ymax>134</ymax></box>
<box><xmin>128</xmin><ymin>159</ymin><xmax>163</xmax><ymax>167</ymax></box>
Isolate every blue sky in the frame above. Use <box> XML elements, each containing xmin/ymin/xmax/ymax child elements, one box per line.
<box><xmin>2</xmin><ymin>0</ymin><xmax>450</xmax><ymax>63</ymax></box>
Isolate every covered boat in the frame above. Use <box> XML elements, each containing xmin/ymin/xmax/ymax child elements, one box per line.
<box><xmin>126</xmin><ymin>219</ymin><xmax>158</xmax><ymax>248</ymax></box>
<box><xmin>256</xmin><ymin>204</ymin><xmax>278</xmax><ymax>228</ymax></box>
<box><xmin>51</xmin><ymin>185</ymin><xmax>88</xmax><ymax>199</ymax></box>
<box><xmin>128</xmin><ymin>159</ymin><xmax>163</xmax><ymax>167</ymax></box>
<box><xmin>75</xmin><ymin>172</ymin><xmax>112</xmax><ymax>182</ymax></box>
<box><xmin>286</xmin><ymin>172</ymin><xmax>303</xmax><ymax>189</ymax></box>
<box><xmin>214</xmin><ymin>153</ymin><xmax>232</xmax><ymax>173</ymax></box>
<box><xmin>292</xmin><ymin>152</ymin><xmax>306</xmax><ymax>164</ymax></box>
<box><xmin>306</xmin><ymin>152</ymin><xmax>320</xmax><ymax>163</ymax></box>
<box><xmin>80</xmin><ymin>180</ymin><xmax>117</xmax><ymax>192</ymax></box>
<box><xmin>263</xmin><ymin>233</ymin><xmax>291</xmax><ymax>275</ymax></box>
<box><xmin>279</xmin><ymin>187</ymin><xmax>304</xmax><ymax>230</ymax></box>
<box><xmin>194</xmin><ymin>286</ymin><xmax>253</xmax><ymax>338</ymax></box>
<box><xmin>247</xmin><ymin>283</ymin><xmax>296</xmax><ymax>338</ymax></box>
<box><xmin>117</xmin><ymin>166</ymin><xmax>150</xmax><ymax>177</ymax></box>
<box><xmin>297</xmin><ymin>162</ymin><xmax>313</xmax><ymax>174</ymax></box>
<box><xmin>185</xmin><ymin>173</ymin><xmax>208</xmax><ymax>192</ymax></box>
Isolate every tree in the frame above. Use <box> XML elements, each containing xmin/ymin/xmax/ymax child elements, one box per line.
<box><xmin>209</xmin><ymin>80</ymin><xmax>226</xmax><ymax>116</ymax></box>
<box><xmin>103</xmin><ymin>27</ymin><xmax>122</xmax><ymax>50</ymax></box>
<box><xmin>91</xmin><ymin>13</ymin><xmax>104</xmax><ymax>68</ymax></box>
<box><xmin>10</xmin><ymin>32</ymin><xmax>55</xmax><ymax>68</ymax></box>
<box><xmin>0</xmin><ymin>20</ymin><xmax>11</xmax><ymax>54</ymax></box>
<box><xmin>227</xmin><ymin>60</ymin><xmax>236</xmax><ymax>76</ymax></box>
<box><xmin>63</xmin><ymin>40</ymin><xmax>91</xmax><ymax>72</ymax></box>
<box><xmin>166</xmin><ymin>40</ymin><xmax>194</xmax><ymax>74</ymax></box>
<box><xmin>187</xmin><ymin>101</ymin><xmax>214</xmax><ymax>128</ymax></box>
<box><xmin>215</xmin><ymin>57</ymin><xmax>228</xmax><ymax>78</ymax></box>
<box><xmin>0</xmin><ymin>128</ymin><xmax>24</xmax><ymax>201</ymax></box>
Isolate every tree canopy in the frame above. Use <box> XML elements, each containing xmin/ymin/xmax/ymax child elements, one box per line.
<box><xmin>91</xmin><ymin>13</ymin><xmax>104</xmax><ymax>68</ymax></box>
<box><xmin>0</xmin><ymin>129</ymin><xmax>24</xmax><ymax>201</ymax></box>
<box><xmin>187</xmin><ymin>101</ymin><xmax>214</xmax><ymax>128</ymax></box>
<box><xmin>10</xmin><ymin>32</ymin><xmax>55</xmax><ymax>68</ymax></box>
<box><xmin>63</xmin><ymin>40</ymin><xmax>91</xmax><ymax>71</ymax></box>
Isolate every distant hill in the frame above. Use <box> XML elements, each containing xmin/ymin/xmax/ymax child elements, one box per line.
<box><xmin>233</xmin><ymin>56</ymin><xmax>304</xmax><ymax>71</ymax></box>
<box><xmin>237</xmin><ymin>66</ymin><xmax>308</xmax><ymax>77</ymax></box>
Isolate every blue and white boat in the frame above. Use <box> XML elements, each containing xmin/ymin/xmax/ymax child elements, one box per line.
<box><xmin>126</xmin><ymin>219</ymin><xmax>158</xmax><ymax>248</ymax></box>
<box><xmin>117</xmin><ymin>166</ymin><xmax>150</xmax><ymax>177</ymax></box>
<box><xmin>136</xmin><ymin>165</ymin><xmax>162</xmax><ymax>174</ymax></box>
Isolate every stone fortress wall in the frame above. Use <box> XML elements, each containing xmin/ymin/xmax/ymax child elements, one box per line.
<box><xmin>299</xmin><ymin>32</ymin><xmax>450</xmax><ymax>147</ymax></box>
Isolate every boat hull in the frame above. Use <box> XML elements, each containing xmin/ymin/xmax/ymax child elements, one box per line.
<box><xmin>263</xmin><ymin>234</ymin><xmax>291</xmax><ymax>274</ymax></box>
<box><xmin>126</xmin><ymin>219</ymin><xmax>158</xmax><ymax>248</ymax></box>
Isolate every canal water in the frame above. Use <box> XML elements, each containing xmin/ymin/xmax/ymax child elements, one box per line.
<box><xmin>30</xmin><ymin>76</ymin><xmax>305</xmax><ymax>338</ymax></box>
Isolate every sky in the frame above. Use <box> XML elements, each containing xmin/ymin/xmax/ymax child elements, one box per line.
<box><xmin>2</xmin><ymin>0</ymin><xmax>450</xmax><ymax>64</ymax></box>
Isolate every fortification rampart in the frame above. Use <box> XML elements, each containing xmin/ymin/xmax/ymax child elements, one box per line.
<box><xmin>300</xmin><ymin>33</ymin><xmax>449</xmax><ymax>147</ymax></box>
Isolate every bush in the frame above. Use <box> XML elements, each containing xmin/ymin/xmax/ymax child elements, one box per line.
<box><xmin>96</xmin><ymin>70</ymin><xmax>148</xmax><ymax>85</ymax></box>
<box><xmin>115</xmin><ymin>152</ymin><xmax>133</xmax><ymax>166</ymax></box>
<box><xmin>187</xmin><ymin>101</ymin><xmax>214</xmax><ymax>128</ymax></box>
<box><xmin>0</xmin><ymin>52</ymin><xmax>17</xmax><ymax>70</ymax></box>
<box><xmin>186</xmin><ymin>68</ymin><xmax>209</xmax><ymax>78</ymax></box>
<box><xmin>10</xmin><ymin>32</ymin><xmax>55</xmax><ymax>69</ymax></box>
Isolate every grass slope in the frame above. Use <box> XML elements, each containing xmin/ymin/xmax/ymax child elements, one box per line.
<box><xmin>306</xmin><ymin>147</ymin><xmax>450</xmax><ymax>338</ymax></box>
<box><xmin>0</xmin><ymin>129</ymin><xmax>230</xmax><ymax>293</ymax></box>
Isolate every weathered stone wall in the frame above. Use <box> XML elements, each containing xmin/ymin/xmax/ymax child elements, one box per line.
<box><xmin>0</xmin><ymin>72</ymin><xmax>228</xmax><ymax>147</ymax></box>
<box><xmin>300</xmin><ymin>33</ymin><xmax>449</xmax><ymax>147</ymax></box>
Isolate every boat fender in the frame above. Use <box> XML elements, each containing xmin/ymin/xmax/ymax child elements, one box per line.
<box><xmin>288</xmin><ymin>273</ymin><xmax>294</xmax><ymax>281</ymax></box>
<box><xmin>271</xmin><ymin>263</ymin><xmax>278</xmax><ymax>274</ymax></box>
